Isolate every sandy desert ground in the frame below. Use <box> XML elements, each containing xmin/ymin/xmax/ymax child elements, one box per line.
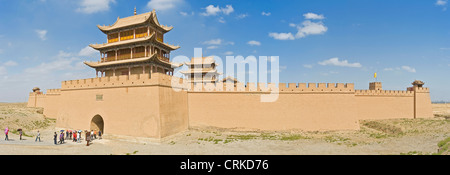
<box><xmin>0</xmin><ymin>102</ymin><xmax>448</xmax><ymax>155</ymax></box>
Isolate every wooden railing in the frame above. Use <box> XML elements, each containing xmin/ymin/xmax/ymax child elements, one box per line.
<box><xmin>158</xmin><ymin>55</ymin><xmax>170</xmax><ymax>63</ymax></box>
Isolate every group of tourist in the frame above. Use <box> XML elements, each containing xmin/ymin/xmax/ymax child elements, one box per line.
<box><xmin>2</xmin><ymin>127</ymin><xmax>41</xmax><ymax>142</ymax></box>
<box><xmin>2</xmin><ymin>126</ymin><xmax>102</xmax><ymax>147</ymax></box>
<box><xmin>53</xmin><ymin>129</ymin><xmax>102</xmax><ymax>146</ymax></box>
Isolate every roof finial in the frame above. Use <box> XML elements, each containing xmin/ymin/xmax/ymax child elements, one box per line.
<box><xmin>134</xmin><ymin>6</ymin><xmax>137</xmax><ymax>15</ymax></box>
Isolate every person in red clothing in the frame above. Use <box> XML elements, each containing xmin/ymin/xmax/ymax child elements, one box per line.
<box><xmin>73</xmin><ymin>131</ymin><xmax>77</xmax><ymax>142</ymax></box>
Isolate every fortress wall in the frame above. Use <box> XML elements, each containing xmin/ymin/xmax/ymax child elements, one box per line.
<box><xmin>189</xmin><ymin>82</ymin><xmax>355</xmax><ymax>93</ymax></box>
<box><xmin>355</xmin><ymin>90</ymin><xmax>414</xmax><ymax>120</ymax></box>
<box><xmin>27</xmin><ymin>92</ymin><xmax>42</xmax><ymax>108</ymax></box>
<box><xmin>41</xmin><ymin>89</ymin><xmax>61</xmax><ymax>119</ymax></box>
<box><xmin>414</xmin><ymin>87</ymin><xmax>433</xmax><ymax>118</ymax></box>
<box><xmin>55</xmin><ymin>85</ymin><xmax>163</xmax><ymax>138</ymax></box>
<box><xmin>50</xmin><ymin>72</ymin><xmax>189</xmax><ymax>138</ymax></box>
<box><xmin>28</xmin><ymin>73</ymin><xmax>434</xmax><ymax>137</ymax></box>
<box><xmin>158</xmin><ymin>86</ymin><xmax>189</xmax><ymax>138</ymax></box>
<box><xmin>187</xmin><ymin>83</ymin><xmax>359</xmax><ymax>131</ymax></box>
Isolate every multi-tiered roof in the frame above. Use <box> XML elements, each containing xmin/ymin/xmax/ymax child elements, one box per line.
<box><xmin>84</xmin><ymin>9</ymin><xmax>181</xmax><ymax>77</ymax></box>
<box><xmin>181</xmin><ymin>56</ymin><xmax>222</xmax><ymax>83</ymax></box>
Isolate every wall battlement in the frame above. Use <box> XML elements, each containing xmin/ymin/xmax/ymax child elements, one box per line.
<box><xmin>355</xmin><ymin>89</ymin><xmax>414</xmax><ymax>96</ymax></box>
<box><xmin>61</xmin><ymin>73</ymin><xmax>187</xmax><ymax>90</ymax></box>
<box><xmin>187</xmin><ymin>82</ymin><xmax>355</xmax><ymax>93</ymax></box>
<box><xmin>414</xmin><ymin>87</ymin><xmax>430</xmax><ymax>93</ymax></box>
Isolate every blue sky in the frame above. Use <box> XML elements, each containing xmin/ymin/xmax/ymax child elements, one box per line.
<box><xmin>0</xmin><ymin>0</ymin><xmax>449</xmax><ymax>102</ymax></box>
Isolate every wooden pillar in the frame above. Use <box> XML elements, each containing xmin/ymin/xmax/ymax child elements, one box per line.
<box><xmin>115</xmin><ymin>50</ymin><xmax>118</xmax><ymax>61</ymax></box>
<box><xmin>128</xmin><ymin>66</ymin><xmax>131</xmax><ymax>76</ymax></box>
<box><xmin>130</xmin><ymin>47</ymin><xmax>133</xmax><ymax>59</ymax></box>
<box><xmin>143</xmin><ymin>65</ymin><xmax>146</xmax><ymax>74</ymax></box>
<box><xmin>96</xmin><ymin>70</ymin><xmax>98</xmax><ymax>78</ymax></box>
<box><xmin>118</xmin><ymin>32</ymin><xmax>121</xmax><ymax>41</ymax></box>
<box><xmin>113</xmin><ymin>68</ymin><xmax>116</xmax><ymax>76</ymax></box>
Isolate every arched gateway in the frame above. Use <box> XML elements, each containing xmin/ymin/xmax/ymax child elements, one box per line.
<box><xmin>90</xmin><ymin>115</ymin><xmax>104</xmax><ymax>133</ymax></box>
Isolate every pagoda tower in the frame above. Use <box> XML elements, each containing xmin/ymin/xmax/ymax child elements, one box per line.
<box><xmin>84</xmin><ymin>9</ymin><xmax>181</xmax><ymax>77</ymax></box>
<box><xmin>180</xmin><ymin>56</ymin><xmax>222</xmax><ymax>83</ymax></box>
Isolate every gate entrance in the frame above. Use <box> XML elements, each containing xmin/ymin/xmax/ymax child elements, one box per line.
<box><xmin>90</xmin><ymin>115</ymin><xmax>104</xmax><ymax>133</ymax></box>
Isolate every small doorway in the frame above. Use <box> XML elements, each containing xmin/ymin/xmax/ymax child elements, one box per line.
<box><xmin>90</xmin><ymin>115</ymin><xmax>104</xmax><ymax>133</ymax></box>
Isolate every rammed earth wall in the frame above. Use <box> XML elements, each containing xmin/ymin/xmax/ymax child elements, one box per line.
<box><xmin>27</xmin><ymin>73</ymin><xmax>433</xmax><ymax>138</ymax></box>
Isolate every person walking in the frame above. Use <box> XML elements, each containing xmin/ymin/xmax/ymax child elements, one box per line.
<box><xmin>73</xmin><ymin>131</ymin><xmax>77</xmax><ymax>142</ymax></box>
<box><xmin>90</xmin><ymin>130</ymin><xmax>94</xmax><ymax>140</ymax></box>
<box><xmin>4</xmin><ymin>127</ymin><xmax>9</xmax><ymax>141</ymax></box>
<box><xmin>76</xmin><ymin>131</ymin><xmax>80</xmax><ymax>143</ymax></box>
<box><xmin>59</xmin><ymin>132</ymin><xmax>63</xmax><ymax>144</ymax></box>
<box><xmin>98</xmin><ymin>130</ymin><xmax>102</xmax><ymax>140</ymax></box>
<box><xmin>35</xmin><ymin>130</ymin><xmax>41</xmax><ymax>142</ymax></box>
<box><xmin>53</xmin><ymin>132</ymin><xmax>57</xmax><ymax>145</ymax></box>
<box><xmin>85</xmin><ymin>130</ymin><xmax>90</xmax><ymax>146</ymax></box>
<box><xmin>19</xmin><ymin>130</ymin><xmax>23</xmax><ymax>140</ymax></box>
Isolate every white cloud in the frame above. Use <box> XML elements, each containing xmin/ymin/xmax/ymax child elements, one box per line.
<box><xmin>218</xmin><ymin>17</ymin><xmax>226</xmax><ymax>23</ymax></box>
<box><xmin>147</xmin><ymin>0</ymin><xmax>183</xmax><ymax>11</ymax></box>
<box><xmin>76</xmin><ymin>0</ymin><xmax>116</xmax><ymax>14</ymax></box>
<box><xmin>269</xmin><ymin>32</ymin><xmax>295</xmax><ymax>40</ymax></box>
<box><xmin>261</xmin><ymin>12</ymin><xmax>271</xmax><ymax>16</ymax></box>
<box><xmin>224</xmin><ymin>51</ymin><xmax>234</xmax><ymax>55</ymax></box>
<box><xmin>436</xmin><ymin>0</ymin><xmax>448</xmax><ymax>10</ymax></box>
<box><xmin>318</xmin><ymin>57</ymin><xmax>362</xmax><ymax>68</ymax></box>
<box><xmin>384</xmin><ymin>66</ymin><xmax>416</xmax><ymax>73</ymax></box>
<box><xmin>226</xmin><ymin>41</ymin><xmax>235</xmax><ymax>45</ymax></box>
<box><xmin>303</xmin><ymin>64</ymin><xmax>313</xmax><ymax>69</ymax></box>
<box><xmin>203</xmin><ymin>39</ymin><xmax>222</xmax><ymax>45</ymax></box>
<box><xmin>270</xmin><ymin>12</ymin><xmax>327</xmax><ymax>40</ymax></box>
<box><xmin>436</xmin><ymin>0</ymin><xmax>448</xmax><ymax>6</ymax></box>
<box><xmin>201</xmin><ymin>4</ymin><xmax>234</xmax><ymax>16</ymax></box>
<box><xmin>247</xmin><ymin>40</ymin><xmax>261</xmax><ymax>46</ymax></box>
<box><xmin>222</xmin><ymin>5</ymin><xmax>234</xmax><ymax>15</ymax></box>
<box><xmin>25</xmin><ymin>53</ymin><xmax>85</xmax><ymax>75</ymax></box>
<box><xmin>0</xmin><ymin>66</ymin><xmax>6</xmax><ymax>76</ymax></box>
<box><xmin>3</xmin><ymin>61</ymin><xmax>18</xmax><ymax>67</ymax></box>
<box><xmin>201</xmin><ymin>5</ymin><xmax>221</xmax><ymax>16</ymax></box>
<box><xmin>58</xmin><ymin>50</ymin><xmax>72</xmax><ymax>58</ymax></box>
<box><xmin>237</xmin><ymin>13</ymin><xmax>248</xmax><ymax>19</ymax></box>
<box><xmin>180</xmin><ymin>11</ymin><xmax>188</xmax><ymax>16</ymax></box>
<box><xmin>78</xmin><ymin>46</ymin><xmax>98</xmax><ymax>57</ymax></box>
<box><xmin>207</xmin><ymin>46</ymin><xmax>218</xmax><ymax>50</ymax></box>
<box><xmin>294</xmin><ymin>20</ymin><xmax>328</xmax><ymax>39</ymax></box>
<box><xmin>303</xmin><ymin>12</ymin><xmax>325</xmax><ymax>20</ymax></box>
<box><xmin>35</xmin><ymin>29</ymin><xmax>47</xmax><ymax>41</ymax></box>
<box><xmin>401</xmin><ymin>66</ymin><xmax>416</xmax><ymax>73</ymax></box>
<box><xmin>180</xmin><ymin>11</ymin><xmax>194</xmax><ymax>16</ymax></box>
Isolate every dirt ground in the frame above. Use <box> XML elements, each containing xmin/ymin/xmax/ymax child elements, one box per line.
<box><xmin>0</xmin><ymin>102</ymin><xmax>448</xmax><ymax>155</ymax></box>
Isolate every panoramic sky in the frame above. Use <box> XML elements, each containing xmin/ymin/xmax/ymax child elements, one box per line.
<box><xmin>0</xmin><ymin>0</ymin><xmax>449</xmax><ymax>102</ymax></box>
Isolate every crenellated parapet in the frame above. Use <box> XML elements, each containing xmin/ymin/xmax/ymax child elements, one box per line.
<box><xmin>186</xmin><ymin>82</ymin><xmax>355</xmax><ymax>93</ymax></box>
<box><xmin>60</xmin><ymin>73</ymin><xmax>188</xmax><ymax>90</ymax></box>
<box><xmin>414</xmin><ymin>87</ymin><xmax>430</xmax><ymax>93</ymax></box>
<box><xmin>46</xmin><ymin>89</ymin><xmax>61</xmax><ymax>95</ymax></box>
<box><xmin>355</xmin><ymin>89</ymin><xmax>414</xmax><ymax>97</ymax></box>
<box><xmin>279</xmin><ymin>83</ymin><xmax>354</xmax><ymax>92</ymax></box>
